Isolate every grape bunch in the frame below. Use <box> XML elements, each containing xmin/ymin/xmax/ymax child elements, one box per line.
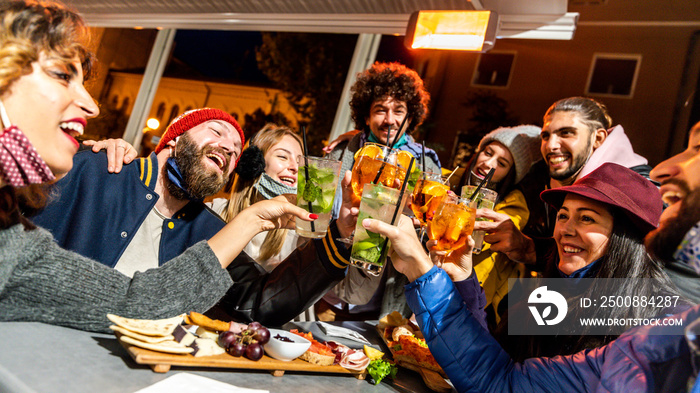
<box><xmin>218</xmin><ymin>321</ymin><xmax>270</xmax><ymax>361</ymax></box>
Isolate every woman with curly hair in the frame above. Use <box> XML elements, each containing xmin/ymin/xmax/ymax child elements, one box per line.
<box><xmin>0</xmin><ymin>0</ymin><xmax>318</xmax><ymax>333</ymax></box>
<box><xmin>318</xmin><ymin>61</ymin><xmax>441</xmax><ymax>322</ymax></box>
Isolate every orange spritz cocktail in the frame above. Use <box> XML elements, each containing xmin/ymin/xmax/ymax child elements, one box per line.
<box><xmin>428</xmin><ymin>195</ymin><xmax>477</xmax><ymax>252</ymax></box>
<box><xmin>350</xmin><ymin>143</ymin><xmax>403</xmax><ymax>204</ymax></box>
<box><xmin>410</xmin><ymin>173</ymin><xmax>449</xmax><ymax>227</ymax></box>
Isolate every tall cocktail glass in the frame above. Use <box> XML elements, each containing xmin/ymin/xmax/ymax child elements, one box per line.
<box><xmin>349</xmin><ymin>183</ymin><xmax>404</xmax><ymax>276</ymax></box>
<box><xmin>461</xmin><ymin>185</ymin><xmax>498</xmax><ymax>254</ymax></box>
<box><xmin>410</xmin><ymin>172</ymin><xmax>449</xmax><ymax>228</ymax></box>
<box><xmin>428</xmin><ymin>194</ymin><xmax>477</xmax><ymax>255</ymax></box>
<box><xmin>350</xmin><ymin>143</ymin><xmax>403</xmax><ymax>205</ymax></box>
<box><xmin>295</xmin><ymin>156</ymin><xmax>342</xmax><ymax>238</ymax></box>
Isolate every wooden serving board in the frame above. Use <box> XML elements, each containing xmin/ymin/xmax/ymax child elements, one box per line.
<box><xmin>118</xmin><ymin>339</ymin><xmax>366</xmax><ymax>378</ymax></box>
<box><xmin>377</xmin><ymin>327</ymin><xmax>452</xmax><ymax>393</ymax></box>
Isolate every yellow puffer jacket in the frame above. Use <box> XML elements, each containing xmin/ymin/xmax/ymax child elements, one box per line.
<box><xmin>472</xmin><ymin>189</ymin><xmax>529</xmax><ymax>324</ymax></box>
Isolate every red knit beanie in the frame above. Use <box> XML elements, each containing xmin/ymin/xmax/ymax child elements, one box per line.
<box><xmin>154</xmin><ymin>108</ymin><xmax>244</xmax><ymax>154</ymax></box>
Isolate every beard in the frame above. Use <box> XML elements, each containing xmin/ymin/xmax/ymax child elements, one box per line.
<box><xmin>166</xmin><ymin>133</ymin><xmax>230</xmax><ymax>200</ymax></box>
<box><xmin>646</xmin><ymin>186</ymin><xmax>700</xmax><ymax>265</ymax></box>
<box><xmin>549</xmin><ymin>137</ymin><xmax>592</xmax><ymax>182</ymax></box>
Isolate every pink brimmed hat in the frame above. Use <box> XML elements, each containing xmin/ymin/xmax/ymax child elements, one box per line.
<box><xmin>540</xmin><ymin>162</ymin><xmax>662</xmax><ymax>234</ymax></box>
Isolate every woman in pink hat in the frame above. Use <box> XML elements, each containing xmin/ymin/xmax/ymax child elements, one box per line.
<box><xmin>431</xmin><ymin>163</ymin><xmax>689</xmax><ymax>360</ymax></box>
<box><xmin>362</xmin><ymin>162</ymin><xmax>696</xmax><ymax>392</ymax></box>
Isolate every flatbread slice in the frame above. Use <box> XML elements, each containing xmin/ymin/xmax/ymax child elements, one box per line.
<box><xmin>119</xmin><ymin>335</ymin><xmax>194</xmax><ymax>354</ymax></box>
<box><xmin>107</xmin><ymin>314</ymin><xmax>184</xmax><ymax>337</ymax></box>
<box><xmin>110</xmin><ymin>325</ymin><xmax>174</xmax><ymax>343</ymax></box>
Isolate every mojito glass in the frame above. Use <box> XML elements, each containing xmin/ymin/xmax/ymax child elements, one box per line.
<box><xmin>349</xmin><ymin>183</ymin><xmax>403</xmax><ymax>276</ymax></box>
<box><xmin>461</xmin><ymin>186</ymin><xmax>498</xmax><ymax>254</ymax></box>
<box><xmin>295</xmin><ymin>156</ymin><xmax>342</xmax><ymax>238</ymax></box>
<box><xmin>428</xmin><ymin>194</ymin><xmax>477</xmax><ymax>253</ymax></box>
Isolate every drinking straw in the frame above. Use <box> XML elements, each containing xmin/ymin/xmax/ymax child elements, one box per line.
<box><xmin>379</xmin><ymin>156</ymin><xmax>416</xmax><ymax>261</ymax></box>
<box><xmin>388</xmin><ymin>115</ymin><xmax>410</xmax><ymax>150</ymax></box>
<box><xmin>390</xmin><ymin>156</ymin><xmax>415</xmax><ymax>225</ymax></box>
<box><xmin>444</xmin><ymin>166</ymin><xmax>459</xmax><ymax>184</ymax></box>
<box><xmin>372</xmin><ymin>116</ymin><xmax>410</xmax><ymax>185</ymax></box>
<box><xmin>421</xmin><ymin>141</ymin><xmax>426</xmax><ymax>181</ymax></box>
<box><xmin>301</xmin><ymin>126</ymin><xmax>315</xmax><ymax>232</ymax></box>
<box><xmin>468</xmin><ymin>167</ymin><xmax>495</xmax><ymax>202</ymax></box>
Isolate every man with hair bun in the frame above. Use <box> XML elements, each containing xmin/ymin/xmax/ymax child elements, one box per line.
<box><xmin>474</xmin><ymin>97</ymin><xmax>700</xmax><ymax>302</ymax></box>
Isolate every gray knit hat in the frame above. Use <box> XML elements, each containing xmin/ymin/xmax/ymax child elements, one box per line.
<box><xmin>477</xmin><ymin>125</ymin><xmax>542</xmax><ymax>184</ymax></box>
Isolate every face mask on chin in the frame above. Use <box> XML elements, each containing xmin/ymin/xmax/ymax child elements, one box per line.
<box><xmin>254</xmin><ymin>172</ymin><xmax>296</xmax><ymax>200</ymax></box>
<box><xmin>0</xmin><ymin>99</ymin><xmax>55</xmax><ymax>187</ymax></box>
<box><xmin>165</xmin><ymin>134</ymin><xmax>228</xmax><ymax>201</ymax></box>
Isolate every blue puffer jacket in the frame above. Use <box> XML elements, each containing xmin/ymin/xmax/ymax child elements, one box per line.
<box><xmin>405</xmin><ymin>266</ymin><xmax>698</xmax><ymax>393</ymax></box>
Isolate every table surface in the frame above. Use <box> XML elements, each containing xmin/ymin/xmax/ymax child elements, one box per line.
<box><xmin>0</xmin><ymin>320</ymin><xmax>451</xmax><ymax>393</ymax></box>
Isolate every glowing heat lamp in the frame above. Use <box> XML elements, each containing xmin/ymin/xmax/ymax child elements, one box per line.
<box><xmin>405</xmin><ymin>10</ymin><xmax>499</xmax><ymax>51</ymax></box>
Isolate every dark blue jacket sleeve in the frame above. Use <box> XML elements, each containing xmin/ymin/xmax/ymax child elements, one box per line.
<box><xmin>453</xmin><ymin>271</ymin><xmax>488</xmax><ymax>331</ymax></box>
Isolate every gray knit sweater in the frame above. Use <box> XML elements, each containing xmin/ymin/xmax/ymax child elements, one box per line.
<box><xmin>0</xmin><ymin>224</ymin><xmax>233</xmax><ymax>333</ymax></box>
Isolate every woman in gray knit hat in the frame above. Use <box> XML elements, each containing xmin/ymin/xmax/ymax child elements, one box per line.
<box><xmin>455</xmin><ymin>125</ymin><xmax>542</xmax><ymax>327</ymax></box>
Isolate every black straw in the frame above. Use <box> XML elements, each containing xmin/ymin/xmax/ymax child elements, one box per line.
<box><xmin>468</xmin><ymin>167</ymin><xmax>495</xmax><ymax>203</ymax></box>
<box><xmin>388</xmin><ymin>115</ymin><xmax>409</xmax><ymax>150</ymax></box>
<box><xmin>421</xmin><ymin>140</ymin><xmax>426</xmax><ymax>180</ymax></box>
<box><xmin>379</xmin><ymin>156</ymin><xmax>416</xmax><ymax>262</ymax></box>
<box><xmin>372</xmin><ymin>115</ymin><xmax>410</xmax><ymax>185</ymax></box>
<box><xmin>301</xmin><ymin>126</ymin><xmax>315</xmax><ymax>232</ymax></box>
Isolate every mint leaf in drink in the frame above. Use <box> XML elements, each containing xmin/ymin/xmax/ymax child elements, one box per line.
<box><xmin>302</xmin><ymin>181</ymin><xmax>321</xmax><ymax>203</ymax></box>
<box><xmin>298</xmin><ymin>163</ymin><xmax>337</xmax><ymax>213</ymax></box>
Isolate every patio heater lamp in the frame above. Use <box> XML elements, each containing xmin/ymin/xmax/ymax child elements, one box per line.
<box><xmin>405</xmin><ymin>10</ymin><xmax>499</xmax><ymax>52</ymax></box>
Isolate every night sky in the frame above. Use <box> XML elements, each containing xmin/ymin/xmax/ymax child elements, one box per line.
<box><xmin>169</xmin><ymin>30</ymin><xmax>269</xmax><ymax>83</ymax></box>
<box><xmin>168</xmin><ymin>30</ymin><xmax>415</xmax><ymax>84</ymax></box>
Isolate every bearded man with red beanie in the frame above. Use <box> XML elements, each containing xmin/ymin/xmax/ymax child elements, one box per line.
<box><xmin>33</xmin><ymin>108</ymin><xmax>355</xmax><ymax>326</ymax></box>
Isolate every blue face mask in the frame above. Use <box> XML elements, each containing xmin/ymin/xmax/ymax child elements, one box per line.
<box><xmin>254</xmin><ymin>172</ymin><xmax>297</xmax><ymax>200</ymax></box>
<box><xmin>165</xmin><ymin>157</ymin><xmax>198</xmax><ymax>200</ymax></box>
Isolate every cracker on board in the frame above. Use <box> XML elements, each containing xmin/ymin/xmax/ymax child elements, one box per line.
<box><xmin>109</xmin><ymin>325</ymin><xmax>174</xmax><ymax>343</ymax></box>
<box><xmin>119</xmin><ymin>335</ymin><xmax>194</xmax><ymax>354</ymax></box>
<box><xmin>106</xmin><ymin>314</ymin><xmax>184</xmax><ymax>337</ymax></box>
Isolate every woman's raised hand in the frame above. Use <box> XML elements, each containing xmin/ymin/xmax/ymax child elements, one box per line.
<box><xmin>83</xmin><ymin>138</ymin><xmax>137</xmax><ymax>173</ymax></box>
<box><xmin>208</xmin><ymin>196</ymin><xmax>317</xmax><ymax>268</ymax></box>
<box><xmin>250</xmin><ymin>195</ymin><xmax>318</xmax><ymax>232</ymax></box>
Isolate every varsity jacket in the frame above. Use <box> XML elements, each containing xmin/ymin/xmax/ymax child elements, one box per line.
<box><xmin>34</xmin><ymin>151</ymin><xmax>222</xmax><ymax>267</ymax></box>
<box><xmin>33</xmin><ymin>150</ymin><xmax>351</xmax><ymax>326</ymax></box>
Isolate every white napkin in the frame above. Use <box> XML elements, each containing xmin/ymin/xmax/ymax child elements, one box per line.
<box><xmin>316</xmin><ymin>321</ymin><xmax>371</xmax><ymax>345</ymax></box>
<box><xmin>133</xmin><ymin>373</ymin><xmax>268</xmax><ymax>393</ymax></box>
